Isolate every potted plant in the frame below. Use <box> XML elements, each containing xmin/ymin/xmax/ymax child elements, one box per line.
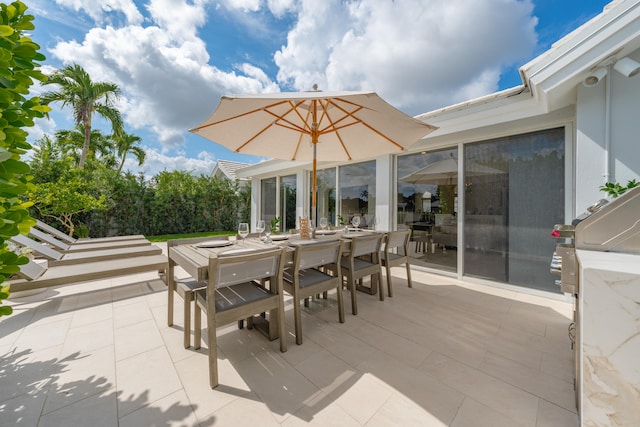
<box><xmin>269</xmin><ymin>217</ymin><xmax>281</xmax><ymax>234</ymax></box>
<box><xmin>600</xmin><ymin>179</ymin><xmax>639</xmax><ymax>198</ymax></box>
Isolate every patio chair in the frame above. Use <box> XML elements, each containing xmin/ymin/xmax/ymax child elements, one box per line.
<box><xmin>28</xmin><ymin>227</ymin><xmax>151</xmax><ymax>253</ymax></box>
<box><xmin>283</xmin><ymin>240</ymin><xmax>344</xmax><ymax>345</ymax></box>
<box><xmin>380</xmin><ymin>230</ymin><xmax>412</xmax><ymax>297</ymax></box>
<box><xmin>166</xmin><ymin>236</ymin><xmax>230</xmax><ymax>348</ymax></box>
<box><xmin>34</xmin><ymin>219</ymin><xmax>145</xmax><ymax>244</ymax></box>
<box><xmin>7</xmin><ymin>255</ymin><xmax>167</xmax><ymax>294</ymax></box>
<box><xmin>10</xmin><ymin>234</ymin><xmax>162</xmax><ymax>267</ymax></box>
<box><xmin>339</xmin><ymin>233</ymin><xmax>385</xmax><ymax>315</ymax></box>
<box><xmin>192</xmin><ymin>247</ymin><xmax>287</xmax><ymax>388</ymax></box>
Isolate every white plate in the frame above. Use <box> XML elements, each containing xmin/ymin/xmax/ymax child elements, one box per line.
<box><xmin>269</xmin><ymin>234</ymin><xmax>290</xmax><ymax>241</ymax></box>
<box><xmin>222</xmin><ymin>248</ymin><xmax>256</xmax><ymax>255</ymax></box>
<box><xmin>195</xmin><ymin>240</ymin><xmax>233</xmax><ymax>248</ymax></box>
<box><xmin>315</xmin><ymin>230</ymin><xmax>337</xmax><ymax>235</ymax></box>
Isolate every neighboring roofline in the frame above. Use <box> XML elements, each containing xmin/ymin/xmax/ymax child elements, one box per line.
<box><xmin>211</xmin><ymin>159</ymin><xmax>252</xmax><ymax>180</ymax></box>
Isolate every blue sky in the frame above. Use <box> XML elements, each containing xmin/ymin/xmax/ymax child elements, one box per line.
<box><xmin>25</xmin><ymin>0</ymin><xmax>611</xmax><ymax>178</ymax></box>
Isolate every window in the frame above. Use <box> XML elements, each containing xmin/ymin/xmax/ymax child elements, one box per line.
<box><xmin>314</xmin><ymin>168</ymin><xmax>336</xmax><ymax>226</ymax></box>
<box><xmin>280</xmin><ymin>175</ymin><xmax>296</xmax><ymax>232</ymax></box>
<box><xmin>260</xmin><ymin>177</ymin><xmax>277</xmax><ymax>226</ymax></box>
<box><xmin>397</xmin><ymin>149</ymin><xmax>458</xmax><ymax>272</ymax></box>
<box><xmin>339</xmin><ymin>160</ymin><xmax>376</xmax><ymax>229</ymax></box>
<box><xmin>464</xmin><ymin>127</ymin><xmax>565</xmax><ymax>292</ymax></box>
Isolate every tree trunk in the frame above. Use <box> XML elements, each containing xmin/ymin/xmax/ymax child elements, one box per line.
<box><xmin>79</xmin><ymin>118</ymin><xmax>91</xmax><ymax>168</ymax></box>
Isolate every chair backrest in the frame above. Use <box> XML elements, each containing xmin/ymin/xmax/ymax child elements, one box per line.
<box><xmin>210</xmin><ymin>247</ymin><xmax>285</xmax><ymax>289</ymax></box>
<box><xmin>351</xmin><ymin>233</ymin><xmax>384</xmax><ymax>258</ymax></box>
<box><xmin>10</xmin><ymin>234</ymin><xmax>64</xmax><ymax>261</ymax></box>
<box><xmin>385</xmin><ymin>230</ymin><xmax>410</xmax><ymax>256</ymax></box>
<box><xmin>34</xmin><ymin>220</ymin><xmax>76</xmax><ymax>243</ymax></box>
<box><xmin>29</xmin><ymin>228</ymin><xmax>71</xmax><ymax>251</ymax></box>
<box><xmin>295</xmin><ymin>240</ymin><xmax>342</xmax><ymax>271</ymax></box>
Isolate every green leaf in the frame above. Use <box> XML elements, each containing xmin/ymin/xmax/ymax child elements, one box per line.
<box><xmin>0</xmin><ymin>25</ymin><xmax>13</xmax><ymax>37</ymax></box>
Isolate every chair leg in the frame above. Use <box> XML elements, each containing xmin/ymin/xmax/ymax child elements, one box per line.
<box><xmin>336</xmin><ymin>284</ymin><xmax>345</xmax><ymax>323</ymax></box>
<box><xmin>277</xmin><ymin>292</ymin><xmax>287</xmax><ymax>353</ymax></box>
<box><xmin>167</xmin><ymin>261</ymin><xmax>175</xmax><ymax>326</ymax></box>
<box><xmin>377</xmin><ymin>272</ymin><xmax>384</xmax><ymax>301</ymax></box>
<box><xmin>194</xmin><ymin>305</ymin><xmax>202</xmax><ymax>350</ymax></box>
<box><xmin>405</xmin><ymin>262</ymin><xmax>413</xmax><ymax>288</ymax></box>
<box><xmin>183</xmin><ymin>293</ymin><xmax>192</xmax><ymax>349</ymax></box>
<box><xmin>386</xmin><ymin>264</ymin><xmax>393</xmax><ymax>297</ymax></box>
<box><xmin>207</xmin><ymin>311</ymin><xmax>218</xmax><ymax>388</ymax></box>
<box><xmin>349</xmin><ymin>277</ymin><xmax>358</xmax><ymax>315</ymax></box>
<box><xmin>294</xmin><ymin>299</ymin><xmax>303</xmax><ymax>345</ymax></box>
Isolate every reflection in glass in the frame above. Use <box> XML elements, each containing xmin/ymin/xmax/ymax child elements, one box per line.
<box><xmin>261</xmin><ymin>178</ymin><xmax>277</xmax><ymax>224</ymax></box>
<box><xmin>280</xmin><ymin>175</ymin><xmax>296</xmax><ymax>232</ymax></box>
<box><xmin>314</xmin><ymin>168</ymin><xmax>336</xmax><ymax>227</ymax></box>
<box><xmin>339</xmin><ymin>161</ymin><xmax>376</xmax><ymax>229</ymax></box>
<box><xmin>397</xmin><ymin>149</ymin><xmax>458</xmax><ymax>273</ymax></box>
<box><xmin>464</xmin><ymin>127</ymin><xmax>564</xmax><ymax>292</ymax></box>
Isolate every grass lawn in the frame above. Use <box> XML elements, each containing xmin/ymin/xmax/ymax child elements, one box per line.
<box><xmin>146</xmin><ymin>231</ymin><xmax>234</xmax><ymax>242</ymax></box>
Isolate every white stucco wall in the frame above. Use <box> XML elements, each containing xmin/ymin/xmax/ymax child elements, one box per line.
<box><xmin>575</xmin><ymin>50</ymin><xmax>640</xmax><ymax>213</ymax></box>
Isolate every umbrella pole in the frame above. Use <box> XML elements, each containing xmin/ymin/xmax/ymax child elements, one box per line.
<box><xmin>312</xmin><ymin>140</ymin><xmax>317</xmax><ymax>227</ymax></box>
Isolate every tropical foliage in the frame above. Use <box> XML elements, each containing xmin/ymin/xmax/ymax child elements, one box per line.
<box><xmin>41</xmin><ymin>64</ymin><xmax>123</xmax><ymax>168</ymax></box>
<box><xmin>0</xmin><ymin>1</ymin><xmax>49</xmax><ymax>315</ymax></box>
<box><xmin>599</xmin><ymin>179</ymin><xmax>639</xmax><ymax>198</ymax></box>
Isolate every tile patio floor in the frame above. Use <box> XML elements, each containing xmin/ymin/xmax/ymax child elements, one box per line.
<box><xmin>0</xmin><ymin>243</ymin><xmax>579</xmax><ymax>426</ymax></box>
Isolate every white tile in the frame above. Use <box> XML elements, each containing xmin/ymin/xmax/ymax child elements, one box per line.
<box><xmin>118</xmin><ymin>389</ymin><xmax>198</xmax><ymax>427</ymax></box>
<box><xmin>42</xmin><ymin>345</ymin><xmax>116</xmax><ymax>415</ymax></box>
<box><xmin>196</xmin><ymin>392</ymin><xmax>280</xmax><ymax>426</ymax></box>
<box><xmin>37</xmin><ymin>390</ymin><xmax>118</xmax><ymax>427</ymax></box>
<box><xmin>367</xmin><ymin>393</ymin><xmax>449</xmax><ymax>427</ymax></box>
<box><xmin>114</xmin><ymin>318</ymin><xmax>164</xmax><ymax>361</ymax></box>
<box><xmin>420</xmin><ymin>352</ymin><xmax>539</xmax><ymax>427</ymax></box>
<box><xmin>451</xmin><ymin>397</ymin><xmax>530</xmax><ymax>427</ymax></box>
<box><xmin>332</xmin><ymin>373</ymin><xmax>394</xmax><ymax>425</ymax></box>
<box><xmin>116</xmin><ymin>346</ymin><xmax>182</xmax><ymax>417</ymax></box>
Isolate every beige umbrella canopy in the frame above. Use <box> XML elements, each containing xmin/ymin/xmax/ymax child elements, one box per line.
<box><xmin>191</xmin><ymin>89</ymin><xmax>437</xmax><ymax>223</ymax></box>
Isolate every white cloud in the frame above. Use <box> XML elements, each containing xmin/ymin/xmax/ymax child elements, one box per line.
<box><xmin>52</xmin><ymin>0</ymin><xmax>143</xmax><ymax>25</ymax></box>
<box><xmin>223</xmin><ymin>0</ymin><xmax>261</xmax><ymax>13</ymax></box>
<box><xmin>48</xmin><ymin>1</ymin><xmax>278</xmax><ymax>149</ymax></box>
<box><xmin>126</xmin><ymin>146</ymin><xmax>217</xmax><ymax>178</ymax></box>
<box><xmin>40</xmin><ymin>0</ymin><xmax>540</xmax><ymax>170</ymax></box>
<box><xmin>275</xmin><ymin>0</ymin><xmax>537</xmax><ymax>115</ymax></box>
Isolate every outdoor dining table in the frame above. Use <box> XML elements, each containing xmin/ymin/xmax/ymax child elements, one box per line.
<box><xmin>167</xmin><ymin>230</ymin><xmax>386</xmax><ymax>340</ymax></box>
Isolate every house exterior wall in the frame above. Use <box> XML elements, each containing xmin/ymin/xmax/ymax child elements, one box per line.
<box><xmin>576</xmin><ymin>49</ymin><xmax>640</xmax><ymax>212</ymax></box>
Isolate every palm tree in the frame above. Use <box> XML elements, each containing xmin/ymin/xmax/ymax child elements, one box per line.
<box><xmin>55</xmin><ymin>126</ymin><xmax>114</xmax><ymax>168</ymax></box>
<box><xmin>112</xmin><ymin>132</ymin><xmax>146</xmax><ymax>174</ymax></box>
<box><xmin>42</xmin><ymin>64</ymin><xmax>123</xmax><ymax>168</ymax></box>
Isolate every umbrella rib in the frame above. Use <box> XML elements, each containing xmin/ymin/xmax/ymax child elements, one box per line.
<box><xmin>291</xmin><ymin>100</ymin><xmax>313</xmax><ymax>161</ymax></box>
<box><xmin>191</xmin><ymin>100</ymin><xmax>293</xmax><ymax>131</ymax></box>
<box><xmin>360</xmin><ymin>122</ymin><xmax>405</xmax><ymax>150</ymax></box>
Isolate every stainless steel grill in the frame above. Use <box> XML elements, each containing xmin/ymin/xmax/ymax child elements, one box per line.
<box><xmin>549</xmin><ymin>185</ymin><xmax>640</xmax><ymax>410</ymax></box>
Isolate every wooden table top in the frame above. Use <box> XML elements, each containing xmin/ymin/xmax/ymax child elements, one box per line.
<box><xmin>168</xmin><ymin>231</ymin><xmax>385</xmax><ymax>282</ymax></box>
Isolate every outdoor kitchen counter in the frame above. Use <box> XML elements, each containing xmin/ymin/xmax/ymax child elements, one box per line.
<box><xmin>576</xmin><ymin>250</ymin><xmax>640</xmax><ymax>426</ymax></box>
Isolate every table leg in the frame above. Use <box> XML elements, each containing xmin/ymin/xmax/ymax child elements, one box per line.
<box><xmin>167</xmin><ymin>258</ymin><xmax>175</xmax><ymax>326</ymax></box>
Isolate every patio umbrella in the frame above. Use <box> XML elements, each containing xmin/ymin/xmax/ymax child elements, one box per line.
<box><xmin>190</xmin><ymin>89</ymin><xmax>437</xmax><ymax>224</ymax></box>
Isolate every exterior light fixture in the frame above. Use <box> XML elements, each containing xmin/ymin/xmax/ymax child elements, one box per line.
<box><xmin>613</xmin><ymin>57</ymin><xmax>640</xmax><ymax>78</ymax></box>
<box><xmin>583</xmin><ymin>67</ymin><xmax>608</xmax><ymax>87</ymax></box>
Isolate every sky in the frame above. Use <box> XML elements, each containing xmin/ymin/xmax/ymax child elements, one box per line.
<box><xmin>24</xmin><ymin>0</ymin><xmax>612</xmax><ymax>178</ymax></box>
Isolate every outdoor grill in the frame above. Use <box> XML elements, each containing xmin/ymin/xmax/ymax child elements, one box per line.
<box><xmin>550</xmin><ymin>185</ymin><xmax>640</xmax><ymax>409</ymax></box>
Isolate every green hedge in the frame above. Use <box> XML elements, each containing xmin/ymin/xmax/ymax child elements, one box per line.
<box><xmin>37</xmin><ymin>170</ymin><xmax>250</xmax><ymax>238</ymax></box>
